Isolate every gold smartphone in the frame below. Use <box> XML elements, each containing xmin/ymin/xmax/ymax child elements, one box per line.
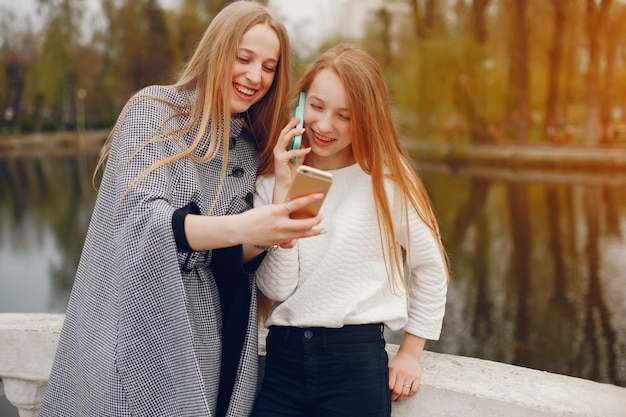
<box><xmin>285</xmin><ymin>165</ymin><xmax>333</xmax><ymax>219</ymax></box>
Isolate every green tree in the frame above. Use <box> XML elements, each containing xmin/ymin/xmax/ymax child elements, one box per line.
<box><xmin>169</xmin><ymin>1</ymin><xmax>208</xmax><ymax>67</ymax></box>
<box><xmin>108</xmin><ymin>0</ymin><xmax>163</xmax><ymax>93</ymax></box>
<box><xmin>33</xmin><ymin>0</ymin><xmax>86</xmax><ymax>129</ymax></box>
<box><xmin>454</xmin><ymin>0</ymin><xmax>494</xmax><ymax>145</ymax></box>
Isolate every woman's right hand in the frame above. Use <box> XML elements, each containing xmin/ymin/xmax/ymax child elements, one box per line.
<box><xmin>242</xmin><ymin>192</ymin><xmax>325</xmax><ymax>247</ymax></box>
<box><xmin>239</xmin><ymin>192</ymin><xmax>325</xmax><ymax>260</ymax></box>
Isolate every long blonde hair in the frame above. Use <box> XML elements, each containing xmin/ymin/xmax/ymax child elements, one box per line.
<box><xmin>95</xmin><ymin>1</ymin><xmax>292</xmax><ymax>202</ymax></box>
<box><xmin>266</xmin><ymin>44</ymin><xmax>448</xmax><ymax>293</ymax></box>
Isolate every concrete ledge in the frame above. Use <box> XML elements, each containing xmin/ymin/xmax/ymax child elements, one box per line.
<box><xmin>385</xmin><ymin>344</ymin><xmax>626</xmax><ymax>417</ymax></box>
<box><xmin>1</xmin><ymin>313</ymin><xmax>625</xmax><ymax>417</ymax></box>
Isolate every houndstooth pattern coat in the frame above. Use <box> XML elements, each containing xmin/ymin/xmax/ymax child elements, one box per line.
<box><xmin>40</xmin><ymin>85</ymin><xmax>261</xmax><ymax>417</ymax></box>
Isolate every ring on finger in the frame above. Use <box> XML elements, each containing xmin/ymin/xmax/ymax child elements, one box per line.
<box><xmin>403</xmin><ymin>382</ymin><xmax>411</xmax><ymax>389</ymax></box>
<box><xmin>285</xmin><ymin>201</ymin><xmax>291</xmax><ymax>213</ymax></box>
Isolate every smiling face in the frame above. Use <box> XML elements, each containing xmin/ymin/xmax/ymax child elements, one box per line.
<box><xmin>230</xmin><ymin>24</ymin><xmax>280</xmax><ymax>114</ymax></box>
<box><xmin>303</xmin><ymin>69</ymin><xmax>355</xmax><ymax>170</ymax></box>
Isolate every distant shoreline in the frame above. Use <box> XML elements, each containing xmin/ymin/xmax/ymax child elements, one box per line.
<box><xmin>2</xmin><ymin>131</ymin><xmax>626</xmax><ymax>172</ymax></box>
<box><xmin>406</xmin><ymin>140</ymin><xmax>626</xmax><ymax>172</ymax></box>
<box><xmin>0</xmin><ymin>130</ymin><xmax>108</xmax><ymax>158</ymax></box>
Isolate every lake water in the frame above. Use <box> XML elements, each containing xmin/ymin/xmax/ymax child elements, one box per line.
<box><xmin>1</xmin><ymin>150</ymin><xmax>625</xmax><ymax>414</ymax></box>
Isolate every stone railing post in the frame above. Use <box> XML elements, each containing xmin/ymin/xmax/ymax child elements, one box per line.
<box><xmin>0</xmin><ymin>314</ymin><xmax>63</xmax><ymax>417</ymax></box>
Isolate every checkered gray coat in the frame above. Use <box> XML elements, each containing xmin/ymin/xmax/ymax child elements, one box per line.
<box><xmin>40</xmin><ymin>85</ymin><xmax>260</xmax><ymax>416</ymax></box>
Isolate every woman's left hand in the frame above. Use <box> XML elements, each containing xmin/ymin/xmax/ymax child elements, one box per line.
<box><xmin>388</xmin><ymin>333</ymin><xmax>426</xmax><ymax>402</ymax></box>
<box><xmin>388</xmin><ymin>351</ymin><xmax>422</xmax><ymax>402</ymax></box>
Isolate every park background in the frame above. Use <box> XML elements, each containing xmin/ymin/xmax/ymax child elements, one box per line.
<box><xmin>1</xmin><ymin>0</ymin><xmax>625</xmax><ymax>415</ymax></box>
<box><xmin>1</xmin><ymin>0</ymin><xmax>626</xmax><ymax>145</ymax></box>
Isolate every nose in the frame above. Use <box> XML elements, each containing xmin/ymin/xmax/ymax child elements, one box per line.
<box><xmin>317</xmin><ymin>112</ymin><xmax>333</xmax><ymax>133</ymax></box>
<box><xmin>246</xmin><ymin>65</ymin><xmax>262</xmax><ymax>84</ymax></box>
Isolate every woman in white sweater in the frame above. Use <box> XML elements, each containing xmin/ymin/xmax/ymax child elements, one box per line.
<box><xmin>252</xmin><ymin>44</ymin><xmax>449</xmax><ymax>417</ymax></box>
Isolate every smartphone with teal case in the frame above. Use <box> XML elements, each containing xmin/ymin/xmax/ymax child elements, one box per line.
<box><xmin>289</xmin><ymin>91</ymin><xmax>306</xmax><ymax>163</ymax></box>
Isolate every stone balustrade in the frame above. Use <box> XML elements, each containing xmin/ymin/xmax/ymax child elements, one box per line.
<box><xmin>1</xmin><ymin>313</ymin><xmax>625</xmax><ymax>417</ymax></box>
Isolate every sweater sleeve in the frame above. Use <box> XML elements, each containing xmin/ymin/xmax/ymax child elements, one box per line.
<box><xmin>394</xmin><ymin>184</ymin><xmax>448</xmax><ymax>340</ymax></box>
<box><xmin>253</xmin><ymin>176</ymin><xmax>300</xmax><ymax>301</ymax></box>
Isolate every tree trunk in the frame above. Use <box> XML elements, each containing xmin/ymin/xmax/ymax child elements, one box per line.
<box><xmin>4</xmin><ymin>52</ymin><xmax>28</xmax><ymax>130</ymax></box>
<box><xmin>375</xmin><ymin>8</ymin><xmax>392</xmax><ymax>69</ymax></box>
<box><xmin>559</xmin><ymin>2</ymin><xmax>581</xmax><ymax>127</ymax></box>
<box><xmin>599</xmin><ymin>5</ymin><xmax>623</xmax><ymax>144</ymax></box>
<box><xmin>471</xmin><ymin>0</ymin><xmax>490</xmax><ymax>44</ymax></box>
<box><xmin>409</xmin><ymin>0</ymin><xmax>423</xmax><ymax>38</ymax></box>
<box><xmin>545</xmin><ymin>0</ymin><xmax>566</xmax><ymax>142</ymax></box>
<box><xmin>505</xmin><ymin>0</ymin><xmax>530</xmax><ymax>142</ymax></box>
<box><xmin>584</xmin><ymin>0</ymin><xmax>612</xmax><ymax>146</ymax></box>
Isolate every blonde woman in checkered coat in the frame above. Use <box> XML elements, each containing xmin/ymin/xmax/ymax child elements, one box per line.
<box><xmin>39</xmin><ymin>2</ymin><xmax>322</xmax><ymax>416</ymax></box>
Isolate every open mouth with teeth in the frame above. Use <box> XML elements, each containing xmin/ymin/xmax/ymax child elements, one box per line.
<box><xmin>311</xmin><ymin>131</ymin><xmax>336</xmax><ymax>146</ymax></box>
<box><xmin>234</xmin><ymin>82</ymin><xmax>255</xmax><ymax>97</ymax></box>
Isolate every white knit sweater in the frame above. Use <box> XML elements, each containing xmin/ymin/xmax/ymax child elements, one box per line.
<box><xmin>254</xmin><ymin>163</ymin><xmax>447</xmax><ymax>340</ymax></box>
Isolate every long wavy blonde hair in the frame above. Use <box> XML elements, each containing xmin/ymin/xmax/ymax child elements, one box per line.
<box><xmin>261</xmin><ymin>44</ymin><xmax>448</xmax><ymax>300</ymax></box>
<box><xmin>96</xmin><ymin>1</ymin><xmax>292</xmax><ymax>202</ymax></box>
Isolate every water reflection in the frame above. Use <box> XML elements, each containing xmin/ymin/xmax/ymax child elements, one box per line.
<box><xmin>0</xmin><ymin>152</ymin><xmax>624</xmax><ymax>388</ymax></box>
<box><xmin>419</xmin><ymin>164</ymin><xmax>626</xmax><ymax>388</ymax></box>
<box><xmin>0</xmin><ymin>154</ymin><xmax>98</xmax><ymax>313</ymax></box>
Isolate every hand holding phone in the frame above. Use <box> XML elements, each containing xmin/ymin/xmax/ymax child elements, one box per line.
<box><xmin>289</xmin><ymin>91</ymin><xmax>306</xmax><ymax>163</ymax></box>
<box><xmin>285</xmin><ymin>165</ymin><xmax>333</xmax><ymax>219</ymax></box>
